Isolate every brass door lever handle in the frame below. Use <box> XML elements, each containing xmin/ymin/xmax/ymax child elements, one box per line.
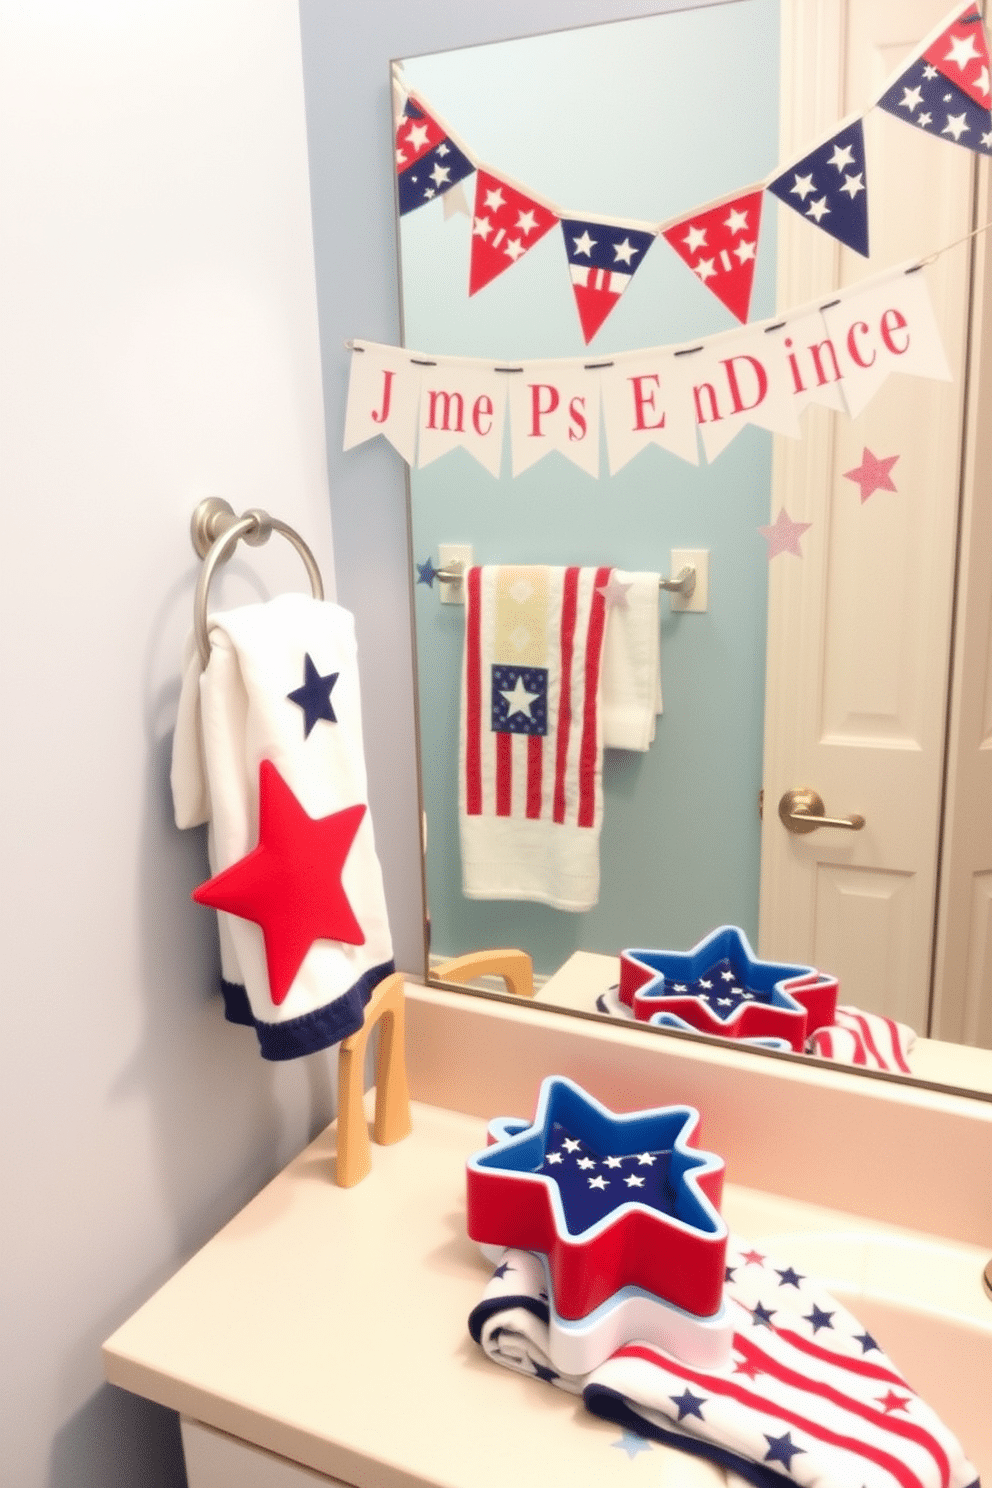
<box><xmin>778</xmin><ymin>787</ymin><xmax>866</xmax><ymax>835</ymax></box>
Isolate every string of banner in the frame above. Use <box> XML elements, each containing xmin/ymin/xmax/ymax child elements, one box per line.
<box><xmin>344</xmin><ymin>2</ymin><xmax>991</xmax><ymax>479</ymax></box>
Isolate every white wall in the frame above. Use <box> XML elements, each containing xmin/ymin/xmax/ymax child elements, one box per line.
<box><xmin>0</xmin><ymin>5</ymin><xmax>351</xmax><ymax>1483</ymax></box>
<box><xmin>0</xmin><ymin>3</ymin><xmax>697</xmax><ymax>1484</ymax></box>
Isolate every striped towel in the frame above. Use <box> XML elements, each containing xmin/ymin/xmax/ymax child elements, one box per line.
<box><xmin>808</xmin><ymin>1006</ymin><xmax>914</xmax><ymax>1073</ymax></box>
<box><xmin>470</xmin><ymin>1242</ymin><xmax>979</xmax><ymax>1488</ymax></box>
<box><xmin>460</xmin><ymin>565</ymin><xmax>610</xmax><ymax>912</ymax></box>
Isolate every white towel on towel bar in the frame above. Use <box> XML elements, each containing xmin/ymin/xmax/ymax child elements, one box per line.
<box><xmin>170</xmin><ymin>592</ymin><xmax>394</xmax><ymax>1060</ymax></box>
<box><xmin>459</xmin><ymin>565</ymin><xmax>611</xmax><ymax>912</ymax></box>
<box><xmin>601</xmin><ymin>570</ymin><xmax>662</xmax><ymax>751</ymax></box>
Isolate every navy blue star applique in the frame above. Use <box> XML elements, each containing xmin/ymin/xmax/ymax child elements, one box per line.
<box><xmin>804</xmin><ymin>1304</ymin><xmax>835</xmax><ymax>1333</ymax></box>
<box><xmin>763</xmin><ymin>1431</ymin><xmax>806</xmax><ymax>1470</ymax></box>
<box><xmin>725</xmin><ymin>1264</ymin><xmax>737</xmax><ymax>1283</ymax></box>
<box><xmin>287</xmin><ymin>653</ymin><xmax>338</xmax><ymax>738</ymax></box>
<box><xmin>532</xmin><ymin>1361</ymin><xmax>559</xmax><ymax>1383</ymax></box>
<box><xmin>855</xmin><ymin>1330</ymin><xmax>880</xmax><ymax>1353</ymax></box>
<box><xmin>670</xmin><ymin>1388</ymin><xmax>707</xmax><ymax>1421</ymax></box>
<box><xmin>776</xmin><ymin>1266</ymin><xmax>805</xmax><ymax>1288</ymax></box>
<box><xmin>416</xmin><ymin>557</ymin><xmax>440</xmax><ymax>587</ymax></box>
<box><xmin>492</xmin><ymin>1260</ymin><xmax>514</xmax><ymax>1280</ymax></box>
<box><xmin>751</xmin><ymin>1302</ymin><xmax>777</xmax><ymax>1328</ymax></box>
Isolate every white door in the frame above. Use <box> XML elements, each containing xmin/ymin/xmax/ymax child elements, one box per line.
<box><xmin>759</xmin><ymin>0</ymin><xmax>978</xmax><ymax>1030</ymax></box>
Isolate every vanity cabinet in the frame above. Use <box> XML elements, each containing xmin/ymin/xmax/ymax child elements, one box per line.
<box><xmin>103</xmin><ymin>986</ymin><xmax>992</xmax><ymax>1487</ymax></box>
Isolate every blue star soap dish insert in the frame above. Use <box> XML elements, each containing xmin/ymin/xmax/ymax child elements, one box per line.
<box><xmin>466</xmin><ymin>1077</ymin><xmax>732</xmax><ymax>1373</ymax></box>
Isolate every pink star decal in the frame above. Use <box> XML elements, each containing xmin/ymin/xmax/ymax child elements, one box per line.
<box><xmin>877</xmin><ymin>1389</ymin><xmax>913</xmax><ymax>1414</ymax></box>
<box><xmin>596</xmin><ymin>573</ymin><xmax>632</xmax><ymax>609</ymax></box>
<box><xmin>193</xmin><ymin>759</ymin><xmax>366</xmax><ymax>1006</ymax></box>
<box><xmin>739</xmin><ymin>1248</ymin><xmax>766</xmax><ymax>1266</ymax></box>
<box><xmin>759</xmin><ymin>508</ymin><xmax>812</xmax><ymax>559</ymax></box>
<box><xmin>843</xmin><ymin>447</ymin><xmax>899</xmax><ymax>503</ymax></box>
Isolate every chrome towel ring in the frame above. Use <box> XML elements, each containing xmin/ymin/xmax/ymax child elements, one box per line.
<box><xmin>190</xmin><ymin>497</ymin><xmax>324</xmax><ymax>666</ymax></box>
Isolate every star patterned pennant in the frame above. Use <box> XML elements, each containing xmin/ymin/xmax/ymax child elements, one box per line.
<box><xmin>767</xmin><ymin>118</ymin><xmax>870</xmax><ymax>257</ymax></box>
<box><xmin>920</xmin><ymin>4</ymin><xmax>992</xmax><ymax>108</ymax></box>
<box><xmin>876</xmin><ymin>9</ymin><xmax>992</xmax><ymax>157</ymax></box>
<box><xmin>193</xmin><ymin>759</ymin><xmax>366</xmax><ymax>1007</ymax></box>
<box><xmin>469</xmin><ymin>170</ymin><xmax>559</xmax><ymax>295</ymax></box>
<box><xmin>558</xmin><ymin>216</ymin><xmax>656</xmax><ymax>342</ymax></box>
<box><xmin>395</xmin><ymin>96</ymin><xmax>476</xmax><ymax>216</ymax></box>
<box><xmin>661</xmin><ymin>189</ymin><xmax>764</xmax><ymax>323</ymax></box>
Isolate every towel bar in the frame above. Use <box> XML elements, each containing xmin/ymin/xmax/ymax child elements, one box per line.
<box><xmin>190</xmin><ymin>497</ymin><xmax>324</xmax><ymax>666</ymax></box>
<box><xmin>434</xmin><ymin>560</ymin><xmax>696</xmax><ymax>598</ymax></box>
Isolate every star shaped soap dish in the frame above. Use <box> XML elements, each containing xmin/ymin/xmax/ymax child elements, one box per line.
<box><xmin>466</xmin><ymin>1076</ymin><xmax>728</xmax><ymax>1325</ymax></box>
<box><xmin>620</xmin><ymin>925</ymin><xmax>837</xmax><ymax>1050</ymax></box>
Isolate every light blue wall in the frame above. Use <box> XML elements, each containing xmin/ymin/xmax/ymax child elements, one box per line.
<box><xmin>395</xmin><ymin>5</ymin><xmax>780</xmax><ymax>973</ymax></box>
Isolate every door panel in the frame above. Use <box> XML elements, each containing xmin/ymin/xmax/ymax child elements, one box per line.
<box><xmin>759</xmin><ymin>0</ymin><xmax>974</xmax><ymax>1031</ymax></box>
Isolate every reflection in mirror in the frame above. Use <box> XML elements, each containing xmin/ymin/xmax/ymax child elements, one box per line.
<box><xmin>393</xmin><ymin>0</ymin><xmax>992</xmax><ymax>1098</ymax></box>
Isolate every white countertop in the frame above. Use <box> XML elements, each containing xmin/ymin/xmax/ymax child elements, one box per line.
<box><xmin>103</xmin><ymin>1096</ymin><xmax>991</xmax><ymax>1487</ymax></box>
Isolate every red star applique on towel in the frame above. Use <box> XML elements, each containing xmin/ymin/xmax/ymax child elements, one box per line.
<box><xmin>193</xmin><ymin>759</ymin><xmax>366</xmax><ymax>1006</ymax></box>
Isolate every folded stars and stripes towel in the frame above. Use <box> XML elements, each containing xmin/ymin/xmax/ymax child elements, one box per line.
<box><xmin>600</xmin><ymin>570</ymin><xmax>663</xmax><ymax>752</ymax></box>
<box><xmin>469</xmin><ymin>1243</ymin><xmax>979</xmax><ymax>1488</ymax></box>
<box><xmin>171</xmin><ymin>592</ymin><xmax>394</xmax><ymax>1060</ymax></box>
<box><xmin>460</xmin><ymin>565</ymin><xmax>611</xmax><ymax>912</ymax></box>
<box><xmin>596</xmin><ymin>985</ymin><xmax>916</xmax><ymax>1076</ymax></box>
<box><xmin>807</xmin><ymin>1006</ymin><xmax>914</xmax><ymax>1074</ymax></box>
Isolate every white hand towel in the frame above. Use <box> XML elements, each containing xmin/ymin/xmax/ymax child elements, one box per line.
<box><xmin>469</xmin><ymin>1243</ymin><xmax>979</xmax><ymax>1488</ymax></box>
<box><xmin>600</xmin><ymin>570</ymin><xmax>662</xmax><ymax>751</ymax></box>
<box><xmin>459</xmin><ymin>565</ymin><xmax>611</xmax><ymax>913</ymax></box>
<box><xmin>170</xmin><ymin>592</ymin><xmax>394</xmax><ymax>1060</ymax></box>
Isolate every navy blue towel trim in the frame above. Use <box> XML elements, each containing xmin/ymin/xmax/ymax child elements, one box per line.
<box><xmin>217</xmin><ymin>960</ymin><xmax>396</xmax><ymax>1061</ymax></box>
<box><xmin>220</xmin><ymin>978</ymin><xmax>254</xmax><ymax>1026</ymax></box>
<box><xmin>468</xmin><ymin>1293</ymin><xmax>551</xmax><ymax>1346</ymax></box>
<box><xmin>583</xmin><ymin>1384</ymin><xmax>783</xmax><ymax>1488</ymax></box>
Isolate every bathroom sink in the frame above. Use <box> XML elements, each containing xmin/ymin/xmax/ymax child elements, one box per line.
<box><xmin>729</xmin><ymin>1212</ymin><xmax>992</xmax><ymax>1483</ymax></box>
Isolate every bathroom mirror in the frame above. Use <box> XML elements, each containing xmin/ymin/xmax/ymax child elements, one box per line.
<box><xmin>395</xmin><ymin>0</ymin><xmax>992</xmax><ymax>1094</ymax></box>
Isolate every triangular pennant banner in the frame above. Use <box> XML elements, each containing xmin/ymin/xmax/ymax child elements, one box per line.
<box><xmin>395</xmin><ymin>97</ymin><xmax>475</xmax><ymax>216</ymax></box>
<box><xmin>469</xmin><ymin>171</ymin><xmax>559</xmax><ymax>295</ymax></box>
<box><xmin>767</xmin><ymin>118</ymin><xmax>870</xmax><ymax>257</ymax></box>
<box><xmin>876</xmin><ymin>7</ymin><xmax>992</xmax><ymax>155</ymax></box>
<box><xmin>558</xmin><ymin>217</ymin><xmax>656</xmax><ymax>343</ymax></box>
<box><xmin>922</xmin><ymin>4</ymin><xmax>992</xmax><ymax>107</ymax></box>
<box><xmin>662</xmin><ymin>190</ymin><xmax>764</xmax><ymax>324</ymax></box>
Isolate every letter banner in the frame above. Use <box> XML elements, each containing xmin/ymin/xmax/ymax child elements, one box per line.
<box><xmin>343</xmin><ymin>263</ymin><xmax>952</xmax><ymax>479</ymax></box>
<box><xmin>601</xmin><ymin>349</ymin><xmax>699</xmax><ymax>471</ymax></box>
<box><xmin>508</xmin><ymin>361</ymin><xmax>601</xmax><ymax>477</ymax></box>
<box><xmin>417</xmin><ymin>358</ymin><xmax>507</xmax><ymax>476</ymax></box>
<box><xmin>821</xmin><ymin>265</ymin><xmax>953</xmax><ymax>418</ymax></box>
<box><xmin>343</xmin><ymin>340</ymin><xmax>421</xmax><ymax>464</ymax></box>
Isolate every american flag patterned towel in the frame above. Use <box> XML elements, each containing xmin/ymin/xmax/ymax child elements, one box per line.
<box><xmin>469</xmin><ymin>1244</ymin><xmax>979</xmax><ymax>1488</ymax></box>
<box><xmin>460</xmin><ymin>566</ymin><xmax>611</xmax><ymax>912</ymax></box>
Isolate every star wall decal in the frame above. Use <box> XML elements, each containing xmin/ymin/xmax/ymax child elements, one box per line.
<box><xmin>466</xmin><ymin>1075</ymin><xmax>727</xmax><ymax>1321</ymax></box>
<box><xmin>416</xmin><ymin>556</ymin><xmax>440</xmax><ymax>587</ymax></box>
<box><xmin>193</xmin><ymin>759</ymin><xmax>366</xmax><ymax>1006</ymax></box>
<box><xmin>759</xmin><ymin>507</ymin><xmax>813</xmax><ymax>559</ymax></box>
<box><xmin>843</xmin><ymin>447</ymin><xmax>900</xmax><ymax>503</ymax></box>
<box><xmin>596</xmin><ymin>572</ymin><xmax>632</xmax><ymax>608</ymax></box>
<box><xmin>287</xmin><ymin>653</ymin><xmax>339</xmax><ymax>738</ymax></box>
